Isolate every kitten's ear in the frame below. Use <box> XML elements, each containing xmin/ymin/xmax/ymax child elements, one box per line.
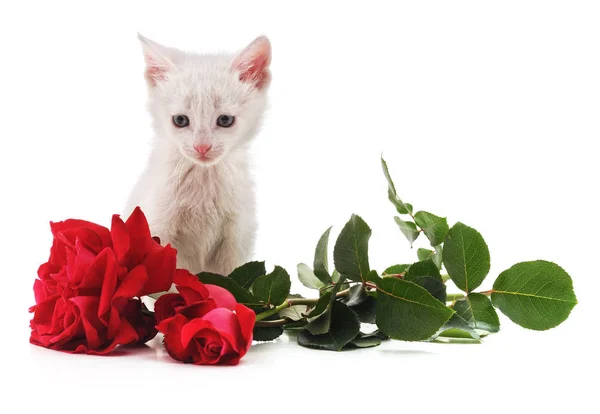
<box><xmin>138</xmin><ymin>34</ymin><xmax>178</xmax><ymax>86</ymax></box>
<box><xmin>232</xmin><ymin>36</ymin><xmax>272</xmax><ymax>89</ymax></box>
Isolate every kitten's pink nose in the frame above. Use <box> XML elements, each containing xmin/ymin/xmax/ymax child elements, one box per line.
<box><xmin>194</xmin><ymin>144</ymin><xmax>212</xmax><ymax>156</ymax></box>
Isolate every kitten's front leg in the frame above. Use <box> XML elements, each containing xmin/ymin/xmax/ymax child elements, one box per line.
<box><xmin>208</xmin><ymin>216</ymin><xmax>255</xmax><ymax>276</ymax></box>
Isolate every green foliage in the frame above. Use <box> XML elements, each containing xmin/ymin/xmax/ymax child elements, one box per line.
<box><xmin>297</xmin><ymin>301</ymin><xmax>360</xmax><ymax>351</ymax></box>
<box><xmin>383</xmin><ymin>264</ymin><xmax>411</xmax><ymax>276</ymax></box>
<box><xmin>492</xmin><ymin>261</ymin><xmax>577</xmax><ymax>330</ymax></box>
<box><xmin>432</xmin><ymin>314</ymin><xmax>481</xmax><ymax>342</ymax></box>
<box><xmin>442</xmin><ymin>223</ymin><xmax>491</xmax><ymax>292</ymax></box>
<box><xmin>196</xmin><ymin>272</ymin><xmax>257</xmax><ymax>305</ymax></box>
<box><xmin>297</xmin><ymin>263</ymin><xmax>326</xmax><ymax>290</ymax></box>
<box><xmin>414</xmin><ymin>211</ymin><xmax>449</xmax><ymax>247</ymax></box>
<box><xmin>453</xmin><ymin>293</ymin><xmax>500</xmax><ymax>333</ymax></box>
<box><xmin>406</xmin><ymin>259</ymin><xmax>442</xmax><ymax>282</ymax></box>
<box><xmin>198</xmin><ymin>157</ymin><xmax>577</xmax><ymax>353</ymax></box>
<box><xmin>376</xmin><ymin>278</ymin><xmax>454</xmax><ymax>341</ymax></box>
<box><xmin>333</xmin><ymin>214</ymin><xmax>371</xmax><ymax>282</ymax></box>
<box><xmin>314</xmin><ymin>227</ymin><xmax>333</xmax><ymax>284</ymax></box>
<box><xmin>381</xmin><ymin>156</ymin><xmax>413</xmax><ymax>215</ymax></box>
<box><xmin>394</xmin><ymin>216</ymin><xmax>420</xmax><ymax>247</ymax></box>
<box><xmin>228</xmin><ymin>261</ymin><xmax>266</xmax><ymax>289</ymax></box>
<box><xmin>252</xmin><ymin>266</ymin><xmax>291</xmax><ymax>306</ymax></box>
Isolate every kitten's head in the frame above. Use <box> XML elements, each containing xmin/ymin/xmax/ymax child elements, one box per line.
<box><xmin>139</xmin><ymin>34</ymin><xmax>271</xmax><ymax>166</ymax></box>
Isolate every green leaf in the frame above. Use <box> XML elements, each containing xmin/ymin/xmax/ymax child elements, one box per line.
<box><xmin>431</xmin><ymin>313</ymin><xmax>481</xmax><ymax>342</ymax></box>
<box><xmin>442</xmin><ymin>222</ymin><xmax>491</xmax><ymax>292</ymax></box>
<box><xmin>417</xmin><ymin>248</ymin><xmax>434</xmax><ymax>262</ymax></box>
<box><xmin>307</xmin><ymin>292</ymin><xmax>333</xmax><ymax>319</ymax></box>
<box><xmin>228</xmin><ymin>261</ymin><xmax>266</xmax><ymax>289</ymax></box>
<box><xmin>394</xmin><ymin>216</ymin><xmax>420</xmax><ymax>247</ymax></box>
<box><xmin>414</xmin><ymin>211</ymin><xmax>449</xmax><ymax>247</ymax></box>
<box><xmin>376</xmin><ymin>278</ymin><xmax>454</xmax><ymax>341</ymax></box>
<box><xmin>331</xmin><ymin>269</ymin><xmax>341</xmax><ymax>283</ymax></box>
<box><xmin>410</xmin><ymin>276</ymin><xmax>447</xmax><ymax>303</ymax></box>
<box><xmin>406</xmin><ymin>259</ymin><xmax>442</xmax><ymax>282</ymax></box>
<box><xmin>381</xmin><ymin>156</ymin><xmax>413</xmax><ymax>215</ymax></box>
<box><xmin>297</xmin><ymin>301</ymin><xmax>360</xmax><ymax>351</ymax></box>
<box><xmin>342</xmin><ymin>285</ymin><xmax>377</xmax><ymax>324</ymax></box>
<box><xmin>305</xmin><ymin>276</ymin><xmax>347</xmax><ymax>335</ymax></box>
<box><xmin>253</xmin><ymin>326</ymin><xmax>284</xmax><ymax>341</ymax></box>
<box><xmin>251</xmin><ymin>266</ymin><xmax>291</xmax><ymax>306</ymax></box>
<box><xmin>491</xmin><ymin>261</ymin><xmax>577</xmax><ymax>330</ymax></box>
<box><xmin>196</xmin><ymin>272</ymin><xmax>257</xmax><ymax>305</ymax></box>
<box><xmin>314</xmin><ymin>227</ymin><xmax>333</xmax><ymax>284</ymax></box>
<box><xmin>453</xmin><ymin>293</ymin><xmax>500</xmax><ymax>333</ymax></box>
<box><xmin>383</xmin><ymin>264</ymin><xmax>411</xmax><ymax>276</ymax></box>
<box><xmin>279</xmin><ymin>304</ymin><xmax>309</xmax><ymax>321</ymax></box>
<box><xmin>297</xmin><ymin>263</ymin><xmax>326</xmax><ymax>290</ymax></box>
<box><xmin>433</xmin><ymin>245</ymin><xmax>443</xmax><ymax>269</ymax></box>
<box><xmin>333</xmin><ymin>214</ymin><xmax>371</xmax><ymax>283</ymax></box>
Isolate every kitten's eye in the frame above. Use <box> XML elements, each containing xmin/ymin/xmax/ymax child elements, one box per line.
<box><xmin>172</xmin><ymin>115</ymin><xmax>190</xmax><ymax>128</ymax></box>
<box><xmin>217</xmin><ymin>115</ymin><xmax>235</xmax><ymax>128</ymax></box>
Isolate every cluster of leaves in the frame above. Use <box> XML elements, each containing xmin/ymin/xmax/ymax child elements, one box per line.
<box><xmin>195</xmin><ymin>157</ymin><xmax>578</xmax><ymax>351</ymax></box>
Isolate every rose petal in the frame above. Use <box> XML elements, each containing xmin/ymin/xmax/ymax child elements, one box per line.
<box><xmin>154</xmin><ymin>294</ymin><xmax>186</xmax><ymax>323</ymax></box>
<box><xmin>139</xmin><ymin>245</ymin><xmax>176</xmax><ymax>296</ymax></box>
<box><xmin>110</xmin><ymin>215</ymin><xmax>130</xmax><ymax>264</ymax></box>
<box><xmin>199</xmin><ymin>308</ymin><xmax>243</xmax><ymax>352</ymax></box>
<box><xmin>235</xmin><ymin>303</ymin><xmax>256</xmax><ymax>353</ymax></box>
<box><xmin>205</xmin><ymin>285</ymin><xmax>237</xmax><ymax>310</ymax></box>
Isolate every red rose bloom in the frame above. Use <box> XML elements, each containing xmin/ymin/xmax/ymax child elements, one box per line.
<box><xmin>155</xmin><ymin>269</ymin><xmax>255</xmax><ymax>365</ymax></box>
<box><xmin>30</xmin><ymin>207</ymin><xmax>176</xmax><ymax>354</ymax></box>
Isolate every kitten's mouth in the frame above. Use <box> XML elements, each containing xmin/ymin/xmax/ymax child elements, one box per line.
<box><xmin>182</xmin><ymin>148</ymin><xmax>223</xmax><ymax>166</ymax></box>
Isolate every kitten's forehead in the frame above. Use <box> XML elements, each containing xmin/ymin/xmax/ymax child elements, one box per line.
<box><xmin>163</xmin><ymin>54</ymin><xmax>252</xmax><ymax>114</ymax></box>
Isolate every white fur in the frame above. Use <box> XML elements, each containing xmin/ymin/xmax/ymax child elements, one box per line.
<box><xmin>125</xmin><ymin>35</ymin><xmax>271</xmax><ymax>275</ymax></box>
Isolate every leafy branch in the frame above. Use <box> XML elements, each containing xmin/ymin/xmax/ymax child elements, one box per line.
<box><xmin>195</xmin><ymin>157</ymin><xmax>578</xmax><ymax>350</ymax></box>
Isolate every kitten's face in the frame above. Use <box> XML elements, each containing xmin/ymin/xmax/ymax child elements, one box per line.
<box><xmin>140</xmin><ymin>35</ymin><xmax>271</xmax><ymax>166</ymax></box>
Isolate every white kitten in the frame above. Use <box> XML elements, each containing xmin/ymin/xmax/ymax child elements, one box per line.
<box><xmin>125</xmin><ymin>34</ymin><xmax>271</xmax><ymax>276</ymax></box>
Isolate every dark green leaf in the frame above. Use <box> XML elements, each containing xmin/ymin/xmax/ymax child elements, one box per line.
<box><xmin>406</xmin><ymin>259</ymin><xmax>442</xmax><ymax>282</ymax></box>
<box><xmin>253</xmin><ymin>326</ymin><xmax>284</xmax><ymax>341</ymax></box>
<box><xmin>333</xmin><ymin>214</ymin><xmax>371</xmax><ymax>282</ymax></box>
<box><xmin>251</xmin><ymin>266</ymin><xmax>291</xmax><ymax>306</ymax></box>
<box><xmin>381</xmin><ymin>156</ymin><xmax>413</xmax><ymax>215</ymax></box>
<box><xmin>414</xmin><ymin>211</ymin><xmax>449</xmax><ymax>247</ymax></box>
<box><xmin>298</xmin><ymin>301</ymin><xmax>360</xmax><ymax>351</ymax></box>
<box><xmin>305</xmin><ymin>276</ymin><xmax>347</xmax><ymax>335</ymax></box>
<box><xmin>228</xmin><ymin>261</ymin><xmax>266</xmax><ymax>289</ymax></box>
<box><xmin>383</xmin><ymin>264</ymin><xmax>411</xmax><ymax>276</ymax></box>
<box><xmin>453</xmin><ymin>293</ymin><xmax>500</xmax><ymax>333</ymax></box>
<box><xmin>297</xmin><ymin>263</ymin><xmax>326</xmax><ymax>290</ymax></box>
<box><xmin>411</xmin><ymin>276</ymin><xmax>447</xmax><ymax>303</ymax></box>
<box><xmin>307</xmin><ymin>292</ymin><xmax>333</xmax><ymax>318</ymax></box>
<box><xmin>442</xmin><ymin>222</ymin><xmax>491</xmax><ymax>292</ymax></box>
<box><xmin>196</xmin><ymin>272</ymin><xmax>257</xmax><ymax>305</ymax></box>
<box><xmin>491</xmin><ymin>261</ymin><xmax>577</xmax><ymax>330</ymax></box>
<box><xmin>376</xmin><ymin>278</ymin><xmax>454</xmax><ymax>341</ymax></box>
<box><xmin>342</xmin><ymin>285</ymin><xmax>377</xmax><ymax>324</ymax></box>
<box><xmin>431</xmin><ymin>314</ymin><xmax>481</xmax><ymax>342</ymax></box>
<box><xmin>394</xmin><ymin>216</ymin><xmax>420</xmax><ymax>247</ymax></box>
<box><xmin>314</xmin><ymin>227</ymin><xmax>333</xmax><ymax>284</ymax></box>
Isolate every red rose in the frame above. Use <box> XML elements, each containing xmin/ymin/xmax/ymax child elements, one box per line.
<box><xmin>155</xmin><ymin>269</ymin><xmax>255</xmax><ymax>365</ymax></box>
<box><xmin>158</xmin><ymin>304</ymin><xmax>255</xmax><ymax>365</ymax></box>
<box><xmin>30</xmin><ymin>207</ymin><xmax>176</xmax><ymax>354</ymax></box>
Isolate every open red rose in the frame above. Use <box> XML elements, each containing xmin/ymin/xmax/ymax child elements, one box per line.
<box><xmin>30</xmin><ymin>207</ymin><xmax>175</xmax><ymax>354</ymax></box>
<box><xmin>155</xmin><ymin>269</ymin><xmax>255</xmax><ymax>365</ymax></box>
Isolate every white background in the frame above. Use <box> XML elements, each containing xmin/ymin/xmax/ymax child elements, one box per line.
<box><xmin>1</xmin><ymin>1</ymin><xmax>598</xmax><ymax>412</ymax></box>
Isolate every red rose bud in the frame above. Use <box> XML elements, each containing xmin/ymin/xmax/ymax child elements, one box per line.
<box><xmin>158</xmin><ymin>304</ymin><xmax>255</xmax><ymax>365</ymax></box>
